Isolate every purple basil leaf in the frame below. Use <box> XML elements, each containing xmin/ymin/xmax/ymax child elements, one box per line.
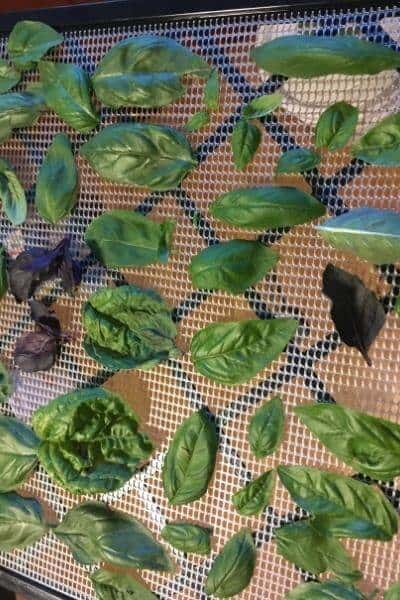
<box><xmin>14</xmin><ymin>331</ymin><xmax>58</xmax><ymax>372</ymax></box>
<box><xmin>29</xmin><ymin>299</ymin><xmax>61</xmax><ymax>338</ymax></box>
<box><xmin>21</xmin><ymin>237</ymin><xmax>70</xmax><ymax>273</ymax></box>
<box><xmin>59</xmin><ymin>253</ymin><xmax>82</xmax><ymax>295</ymax></box>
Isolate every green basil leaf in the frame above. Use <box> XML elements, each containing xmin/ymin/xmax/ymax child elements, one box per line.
<box><xmin>184</xmin><ymin>110</ymin><xmax>210</xmax><ymax>133</ymax></box>
<box><xmin>0</xmin><ymin>244</ymin><xmax>8</xmax><ymax>299</ymax></box>
<box><xmin>277</xmin><ymin>465</ymin><xmax>398</xmax><ymax>541</ymax></box>
<box><xmin>384</xmin><ymin>582</ymin><xmax>400</xmax><ymax>600</ymax></box>
<box><xmin>0</xmin><ymin>361</ymin><xmax>12</xmax><ymax>403</ymax></box>
<box><xmin>54</xmin><ymin>501</ymin><xmax>172</xmax><ymax>570</ymax></box>
<box><xmin>232</xmin><ymin>469</ymin><xmax>276</xmax><ymax>516</ymax></box>
<box><xmin>90</xmin><ymin>569</ymin><xmax>157</xmax><ymax>600</ymax></box>
<box><xmin>0</xmin><ymin>158</ymin><xmax>27</xmax><ymax>225</ymax></box>
<box><xmin>8</xmin><ymin>21</ymin><xmax>63</xmax><ymax>70</ymax></box>
<box><xmin>242</xmin><ymin>93</ymin><xmax>283</xmax><ymax>120</ymax></box>
<box><xmin>39</xmin><ymin>61</ymin><xmax>99</xmax><ymax>133</ymax></box>
<box><xmin>250</xmin><ymin>35</ymin><xmax>400</xmax><ymax>78</ymax></box>
<box><xmin>210</xmin><ymin>186</ymin><xmax>325</xmax><ymax>229</ymax></box>
<box><xmin>232</xmin><ymin>119</ymin><xmax>261</xmax><ymax>170</ymax></box>
<box><xmin>0</xmin><ymin>60</ymin><xmax>20</xmax><ymax>93</ymax></box>
<box><xmin>286</xmin><ymin>581</ymin><xmax>367</xmax><ymax>600</ymax></box>
<box><xmin>276</xmin><ymin>148</ymin><xmax>320</xmax><ymax>174</ymax></box>
<box><xmin>204</xmin><ymin>528</ymin><xmax>256</xmax><ymax>598</ymax></box>
<box><xmin>248</xmin><ymin>396</ymin><xmax>285</xmax><ymax>458</ymax></box>
<box><xmin>315</xmin><ymin>102</ymin><xmax>359</xmax><ymax>151</ymax></box>
<box><xmin>0</xmin><ymin>492</ymin><xmax>47</xmax><ymax>551</ymax></box>
<box><xmin>295</xmin><ymin>403</ymin><xmax>400</xmax><ymax>480</ymax></box>
<box><xmin>204</xmin><ymin>68</ymin><xmax>220</xmax><ymax>111</ymax></box>
<box><xmin>80</xmin><ymin>122</ymin><xmax>197</xmax><ymax>191</ymax></box>
<box><xmin>162</xmin><ymin>409</ymin><xmax>218</xmax><ymax>505</ymax></box>
<box><xmin>191</xmin><ymin>318</ymin><xmax>297</xmax><ymax>385</ymax></box>
<box><xmin>32</xmin><ymin>386</ymin><xmax>153</xmax><ymax>494</ymax></box>
<box><xmin>0</xmin><ymin>91</ymin><xmax>45</xmax><ymax>143</ymax></box>
<box><xmin>83</xmin><ymin>285</ymin><xmax>179</xmax><ymax>371</ymax></box>
<box><xmin>85</xmin><ymin>209</ymin><xmax>175</xmax><ymax>268</ymax></box>
<box><xmin>189</xmin><ymin>239</ymin><xmax>278</xmax><ymax>294</ymax></box>
<box><xmin>161</xmin><ymin>523</ymin><xmax>211</xmax><ymax>554</ymax></box>
<box><xmin>316</xmin><ymin>207</ymin><xmax>400</xmax><ymax>264</ymax></box>
<box><xmin>352</xmin><ymin>112</ymin><xmax>400</xmax><ymax>165</ymax></box>
<box><xmin>0</xmin><ymin>416</ymin><xmax>39</xmax><ymax>492</ymax></box>
<box><xmin>35</xmin><ymin>133</ymin><xmax>78</xmax><ymax>224</ymax></box>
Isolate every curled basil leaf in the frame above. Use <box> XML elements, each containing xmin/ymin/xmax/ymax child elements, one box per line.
<box><xmin>184</xmin><ymin>110</ymin><xmax>210</xmax><ymax>133</ymax></box>
<box><xmin>0</xmin><ymin>60</ymin><xmax>20</xmax><ymax>93</ymax></box>
<box><xmin>0</xmin><ymin>92</ymin><xmax>45</xmax><ymax>144</ymax></box>
<box><xmin>242</xmin><ymin>92</ymin><xmax>283</xmax><ymax>120</ymax></box>
<box><xmin>0</xmin><ymin>361</ymin><xmax>12</xmax><ymax>403</ymax></box>
<box><xmin>286</xmin><ymin>581</ymin><xmax>368</xmax><ymax>600</ymax></box>
<box><xmin>161</xmin><ymin>522</ymin><xmax>211</xmax><ymax>555</ymax></box>
<box><xmin>8</xmin><ymin>20</ymin><xmax>63</xmax><ymax>70</ymax></box>
<box><xmin>248</xmin><ymin>396</ymin><xmax>285</xmax><ymax>458</ymax></box>
<box><xmin>232</xmin><ymin>119</ymin><xmax>261</xmax><ymax>170</ymax></box>
<box><xmin>0</xmin><ymin>492</ymin><xmax>47</xmax><ymax>551</ymax></box>
<box><xmin>90</xmin><ymin>569</ymin><xmax>157</xmax><ymax>600</ymax></box>
<box><xmin>276</xmin><ymin>148</ymin><xmax>320</xmax><ymax>174</ymax></box>
<box><xmin>352</xmin><ymin>112</ymin><xmax>400</xmax><ymax>166</ymax></box>
<box><xmin>232</xmin><ymin>470</ymin><xmax>276</xmax><ymax>516</ymax></box>
<box><xmin>385</xmin><ymin>582</ymin><xmax>400</xmax><ymax>600</ymax></box>
<box><xmin>0</xmin><ymin>158</ymin><xmax>26</xmax><ymax>225</ymax></box>
<box><xmin>0</xmin><ymin>244</ymin><xmax>8</xmax><ymax>299</ymax></box>
<box><xmin>0</xmin><ymin>416</ymin><xmax>39</xmax><ymax>492</ymax></box>
<box><xmin>315</xmin><ymin>102</ymin><xmax>359</xmax><ymax>151</ymax></box>
<box><xmin>204</xmin><ymin>68</ymin><xmax>220</xmax><ymax>111</ymax></box>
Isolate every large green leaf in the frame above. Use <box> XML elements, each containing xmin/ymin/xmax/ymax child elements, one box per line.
<box><xmin>90</xmin><ymin>569</ymin><xmax>157</xmax><ymax>600</ymax></box>
<box><xmin>0</xmin><ymin>244</ymin><xmax>8</xmax><ymax>299</ymax></box>
<box><xmin>162</xmin><ymin>409</ymin><xmax>218</xmax><ymax>505</ymax></box>
<box><xmin>0</xmin><ymin>158</ymin><xmax>27</xmax><ymax>225</ymax></box>
<box><xmin>276</xmin><ymin>148</ymin><xmax>320</xmax><ymax>174</ymax></box>
<box><xmin>0</xmin><ymin>416</ymin><xmax>39</xmax><ymax>492</ymax></box>
<box><xmin>232</xmin><ymin>470</ymin><xmax>276</xmax><ymax>516</ymax></box>
<box><xmin>85</xmin><ymin>209</ymin><xmax>175</xmax><ymax>268</ymax></box>
<box><xmin>384</xmin><ymin>582</ymin><xmax>400</xmax><ymax>600</ymax></box>
<box><xmin>161</xmin><ymin>522</ymin><xmax>211</xmax><ymax>554</ymax></box>
<box><xmin>191</xmin><ymin>318</ymin><xmax>297</xmax><ymax>385</ymax></box>
<box><xmin>0</xmin><ymin>91</ymin><xmax>45</xmax><ymax>143</ymax></box>
<box><xmin>189</xmin><ymin>239</ymin><xmax>278</xmax><ymax>294</ymax></box>
<box><xmin>0</xmin><ymin>361</ymin><xmax>12</xmax><ymax>403</ymax></box>
<box><xmin>248</xmin><ymin>396</ymin><xmax>285</xmax><ymax>458</ymax></box>
<box><xmin>8</xmin><ymin>20</ymin><xmax>63</xmax><ymax>70</ymax></box>
<box><xmin>204</xmin><ymin>68</ymin><xmax>220</xmax><ymax>111</ymax></box>
<box><xmin>286</xmin><ymin>581</ymin><xmax>367</xmax><ymax>600</ymax></box>
<box><xmin>0</xmin><ymin>492</ymin><xmax>47</xmax><ymax>551</ymax></box>
<box><xmin>0</xmin><ymin>60</ymin><xmax>20</xmax><ymax>93</ymax></box>
<box><xmin>242</xmin><ymin>93</ymin><xmax>283</xmax><ymax>120</ymax></box>
<box><xmin>80</xmin><ymin>122</ymin><xmax>197</xmax><ymax>191</ymax></box>
<box><xmin>231</xmin><ymin>119</ymin><xmax>261</xmax><ymax>170</ymax></box>
<box><xmin>352</xmin><ymin>112</ymin><xmax>400</xmax><ymax>165</ymax></box>
<box><xmin>93</xmin><ymin>35</ymin><xmax>210</xmax><ymax>108</ymax></box>
<box><xmin>315</xmin><ymin>102</ymin><xmax>359</xmax><ymax>151</ymax></box>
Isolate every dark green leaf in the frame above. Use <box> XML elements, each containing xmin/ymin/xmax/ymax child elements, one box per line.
<box><xmin>204</xmin><ymin>528</ymin><xmax>256</xmax><ymax>598</ymax></box>
<box><xmin>54</xmin><ymin>501</ymin><xmax>172</xmax><ymax>570</ymax></box>
<box><xmin>0</xmin><ymin>492</ymin><xmax>47</xmax><ymax>551</ymax></box>
<box><xmin>248</xmin><ymin>396</ymin><xmax>285</xmax><ymax>458</ymax></box>
<box><xmin>0</xmin><ymin>92</ymin><xmax>45</xmax><ymax>143</ymax></box>
<box><xmin>90</xmin><ymin>569</ymin><xmax>157</xmax><ymax>600</ymax></box>
<box><xmin>0</xmin><ymin>361</ymin><xmax>12</xmax><ymax>403</ymax></box>
<box><xmin>232</xmin><ymin>470</ymin><xmax>276</xmax><ymax>516</ymax></box>
<box><xmin>210</xmin><ymin>186</ymin><xmax>325</xmax><ymax>229</ymax></box>
<box><xmin>286</xmin><ymin>581</ymin><xmax>367</xmax><ymax>600</ymax></box>
<box><xmin>162</xmin><ymin>409</ymin><xmax>218</xmax><ymax>505</ymax></box>
<box><xmin>8</xmin><ymin>20</ymin><xmax>63</xmax><ymax>70</ymax></box>
<box><xmin>0</xmin><ymin>158</ymin><xmax>26</xmax><ymax>225</ymax></box>
<box><xmin>189</xmin><ymin>239</ymin><xmax>278</xmax><ymax>294</ymax></box>
<box><xmin>315</xmin><ymin>102</ymin><xmax>359</xmax><ymax>151</ymax></box>
<box><xmin>0</xmin><ymin>60</ymin><xmax>20</xmax><ymax>93</ymax></box>
<box><xmin>191</xmin><ymin>318</ymin><xmax>297</xmax><ymax>385</ymax></box>
<box><xmin>161</xmin><ymin>522</ymin><xmax>211</xmax><ymax>554</ymax></box>
<box><xmin>80</xmin><ymin>122</ymin><xmax>197</xmax><ymax>191</ymax></box>
<box><xmin>242</xmin><ymin>93</ymin><xmax>283</xmax><ymax>120</ymax></box>
<box><xmin>0</xmin><ymin>416</ymin><xmax>39</xmax><ymax>492</ymax></box>
<box><xmin>184</xmin><ymin>110</ymin><xmax>210</xmax><ymax>133</ymax></box>
<box><xmin>0</xmin><ymin>244</ymin><xmax>8</xmax><ymax>299</ymax></box>
<box><xmin>232</xmin><ymin>119</ymin><xmax>261</xmax><ymax>170</ymax></box>
<box><xmin>276</xmin><ymin>148</ymin><xmax>320</xmax><ymax>174</ymax></box>
<box><xmin>384</xmin><ymin>582</ymin><xmax>400</xmax><ymax>600</ymax></box>
<box><xmin>352</xmin><ymin>112</ymin><xmax>400</xmax><ymax>166</ymax></box>
<box><xmin>204</xmin><ymin>69</ymin><xmax>220</xmax><ymax>111</ymax></box>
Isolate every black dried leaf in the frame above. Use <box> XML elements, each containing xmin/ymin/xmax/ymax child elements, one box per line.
<box><xmin>29</xmin><ymin>300</ymin><xmax>61</xmax><ymax>338</ymax></box>
<box><xmin>14</xmin><ymin>331</ymin><xmax>58</xmax><ymax>372</ymax></box>
<box><xmin>322</xmin><ymin>263</ymin><xmax>386</xmax><ymax>366</ymax></box>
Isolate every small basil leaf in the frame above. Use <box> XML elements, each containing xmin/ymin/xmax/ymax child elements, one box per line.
<box><xmin>384</xmin><ymin>583</ymin><xmax>400</xmax><ymax>600</ymax></box>
<box><xmin>191</xmin><ymin>318</ymin><xmax>297</xmax><ymax>386</ymax></box>
<box><xmin>90</xmin><ymin>569</ymin><xmax>157</xmax><ymax>600</ymax></box>
<box><xmin>0</xmin><ymin>492</ymin><xmax>47</xmax><ymax>551</ymax></box>
<box><xmin>162</xmin><ymin>409</ymin><xmax>218</xmax><ymax>505</ymax></box>
<box><xmin>189</xmin><ymin>240</ymin><xmax>278</xmax><ymax>294</ymax></box>
<box><xmin>204</xmin><ymin>68</ymin><xmax>220</xmax><ymax>111</ymax></box>
<box><xmin>0</xmin><ymin>244</ymin><xmax>8</xmax><ymax>299</ymax></box>
<box><xmin>0</xmin><ymin>91</ymin><xmax>45</xmax><ymax>143</ymax></box>
<box><xmin>232</xmin><ymin>470</ymin><xmax>276</xmax><ymax>516</ymax></box>
<box><xmin>232</xmin><ymin>119</ymin><xmax>261</xmax><ymax>170</ymax></box>
<box><xmin>184</xmin><ymin>110</ymin><xmax>210</xmax><ymax>132</ymax></box>
<box><xmin>85</xmin><ymin>209</ymin><xmax>175</xmax><ymax>268</ymax></box>
<box><xmin>242</xmin><ymin>92</ymin><xmax>283</xmax><ymax>120</ymax></box>
<box><xmin>14</xmin><ymin>331</ymin><xmax>59</xmax><ymax>372</ymax></box>
<box><xmin>352</xmin><ymin>112</ymin><xmax>400</xmax><ymax>166</ymax></box>
<box><xmin>322</xmin><ymin>263</ymin><xmax>386</xmax><ymax>366</ymax></box>
<box><xmin>0</xmin><ymin>361</ymin><xmax>13</xmax><ymax>403</ymax></box>
<box><xmin>8</xmin><ymin>20</ymin><xmax>63</xmax><ymax>70</ymax></box>
<box><xmin>0</xmin><ymin>158</ymin><xmax>26</xmax><ymax>225</ymax></box>
<box><xmin>29</xmin><ymin>299</ymin><xmax>61</xmax><ymax>338</ymax></box>
<box><xmin>0</xmin><ymin>416</ymin><xmax>39</xmax><ymax>492</ymax></box>
<box><xmin>315</xmin><ymin>101</ymin><xmax>359</xmax><ymax>151</ymax></box>
<box><xmin>276</xmin><ymin>148</ymin><xmax>320</xmax><ymax>174</ymax></box>
<box><xmin>0</xmin><ymin>60</ymin><xmax>20</xmax><ymax>93</ymax></box>
<box><xmin>286</xmin><ymin>581</ymin><xmax>368</xmax><ymax>600</ymax></box>
<box><xmin>161</xmin><ymin>523</ymin><xmax>211</xmax><ymax>555</ymax></box>
<box><xmin>81</xmin><ymin>122</ymin><xmax>197</xmax><ymax>191</ymax></box>
<box><xmin>204</xmin><ymin>528</ymin><xmax>256</xmax><ymax>598</ymax></box>
<box><xmin>248</xmin><ymin>396</ymin><xmax>285</xmax><ymax>458</ymax></box>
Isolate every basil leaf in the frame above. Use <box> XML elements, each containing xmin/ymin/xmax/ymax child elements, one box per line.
<box><xmin>35</xmin><ymin>133</ymin><xmax>78</xmax><ymax>224</ymax></box>
<box><xmin>242</xmin><ymin>93</ymin><xmax>283</xmax><ymax>120</ymax></box>
<box><xmin>204</xmin><ymin>528</ymin><xmax>256</xmax><ymax>598</ymax></box>
<box><xmin>232</xmin><ymin>119</ymin><xmax>261</xmax><ymax>170</ymax></box>
<box><xmin>315</xmin><ymin>102</ymin><xmax>359</xmax><ymax>151</ymax></box>
<box><xmin>250</xmin><ymin>35</ymin><xmax>400</xmax><ymax>78</ymax></box>
<box><xmin>8</xmin><ymin>20</ymin><xmax>63</xmax><ymax>70</ymax></box>
<box><xmin>0</xmin><ymin>244</ymin><xmax>8</xmax><ymax>299</ymax></box>
<box><xmin>39</xmin><ymin>61</ymin><xmax>99</xmax><ymax>133</ymax></box>
<box><xmin>0</xmin><ymin>492</ymin><xmax>47</xmax><ymax>551</ymax></box>
<box><xmin>0</xmin><ymin>361</ymin><xmax>13</xmax><ymax>403</ymax></box>
<box><xmin>184</xmin><ymin>110</ymin><xmax>210</xmax><ymax>133</ymax></box>
<box><xmin>384</xmin><ymin>583</ymin><xmax>400</xmax><ymax>600</ymax></box>
<box><xmin>161</xmin><ymin>523</ymin><xmax>211</xmax><ymax>554</ymax></box>
<box><xmin>81</xmin><ymin>122</ymin><xmax>197</xmax><ymax>191</ymax></box>
<box><xmin>210</xmin><ymin>186</ymin><xmax>325</xmax><ymax>229</ymax></box>
<box><xmin>352</xmin><ymin>112</ymin><xmax>400</xmax><ymax>166</ymax></box>
<box><xmin>286</xmin><ymin>581</ymin><xmax>367</xmax><ymax>600</ymax></box>
<box><xmin>191</xmin><ymin>318</ymin><xmax>297</xmax><ymax>385</ymax></box>
<box><xmin>295</xmin><ymin>403</ymin><xmax>400</xmax><ymax>480</ymax></box>
<box><xmin>0</xmin><ymin>416</ymin><xmax>39</xmax><ymax>492</ymax></box>
<box><xmin>278</xmin><ymin>465</ymin><xmax>398</xmax><ymax>541</ymax></box>
<box><xmin>0</xmin><ymin>60</ymin><xmax>20</xmax><ymax>93</ymax></box>
<box><xmin>90</xmin><ymin>569</ymin><xmax>157</xmax><ymax>600</ymax></box>
<box><xmin>248</xmin><ymin>396</ymin><xmax>285</xmax><ymax>458</ymax></box>
<box><xmin>204</xmin><ymin>68</ymin><xmax>220</xmax><ymax>111</ymax></box>
<box><xmin>0</xmin><ymin>91</ymin><xmax>45</xmax><ymax>143</ymax></box>
<box><xmin>54</xmin><ymin>501</ymin><xmax>172</xmax><ymax>570</ymax></box>
<box><xmin>83</xmin><ymin>285</ymin><xmax>179</xmax><ymax>371</ymax></box>
<box><xmin>0</xmin><ymin>158</ymin><xmax>27</xmax><ymax>225</ymax></box>
<box><xmin>162</xmin><ymin>409</ymin><xmax>218</xmax><ymax>505</ymax></box>
<box><xmin>276</xmin><ymin>148</ymin><xmax>320</xmax><ymax>174</ymax></box>
<box><xmin>232</xmin><ymin>469</ymin><xmax>276</xmax><ymax>516</ymax></box>
<box><xmin>32</xmin><ymin>386</ymin><xmax>153</xmax><ymax>495</ymax></box>
<box><xmin>189</xmin><ymin>240</ymin><xmax>278</xmax><ymax>294</ymax></box>
<box><xmin>322</xmin><ymin>264</ymin><xmax>385</xmax><ymax>366</ymax></box>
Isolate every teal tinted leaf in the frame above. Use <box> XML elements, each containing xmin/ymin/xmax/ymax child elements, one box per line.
<box><xmin>0</xmin><ymin>361</ymin><xmax>12</xmax><ymax>403</ymax></box>
<box><xmin>352</xmin><ymin>113</ymin><xmax>400</xmax><ymax>165</ymax></box>
<box><xmin>0</xmin><ymin>244</ymin><xmax>8</xmax><ymax>299</ymax></box>
<box><xmin>8</xmin><ymin>21</ymin><xmax>63</xmax><ymax>70</ymax></box>
<box><xmin>250</xmin><ymin>35</ymin><xmax>400</xmax><ymax>78</ymax></box>
<box><xmin>0</xmin><ymin>492</ymin><xmax>47</xmax><ymax>551</ymax></box>
<box><xmin>242</xmin><ymin>93</ymin><xmax>283</xmax><ymax>120</ymax></box>
<box><xmin>276</xmin><ymin>148</ymin><xmax>320</xmax><ymax>174</ymax></box>
<box><xmin>191</xmin><ymin>318</ymin><xmax>297</xmax><ymax>385</ymax></box>
<box><xmin>90</xmin><ymin>569</ymin><xmax>157</xmax><ymax>600</ymax></box>
<box><xmin>35</xmin><ymin>133</ymin><xmax>78</xmax><ymax>224</ymax></box>
<box><xmin>0</xmin><ymin>92</ymin><xmax>45</xmax><ymax>143</ymax></box>
<box><xmin>210</xmin><ymin>186</ymin><xmax>325</xmax><ymax>229</ymax></box>
<box><xmin>82</xmin><ymin>285</ymin><xmax>179</xmax><ymax>371</ymax></box>
<box><xmin>204</xmin><ymin>528</ymin><xmax>256</xmax><ymax>598</ymax></box>
<box><xmin>286</xmin><ymin>581</ymin><xmax>367</xmax><ymax>600</ymax></box>
<box><xmin>54</xmin><ymin>501</ymin><xmax>172</xmax><ymax>570</ymax></box>
<box><xmin>0</xmin><ymin>416</ymin><xmax>39</xmax><ymax>492</ymax></box>
<box><xmin>0</xmin><ymin>60</ymin><xmax>20</xmax><ymax>93</ymax></box>
<box><xmin>162</xmin><ymin>409</ymin><xmax>218</xmax><ymax>505</ymax></box>
<box><xmin>204</xmin><ymin>68</ymin><xmax>220</xmax><ymax>111</ymax></box>
<box><xmin>384</xmin><ymin>583</ymin><xmax>400</xmax><ymax>600</ymax></box>
<box><xmin>232</xmin><ymin>470</ymin><xmax>276</xmax><ymax>516</ymax></box>
<box><xmin>0</xmin><ymin>158</ymin><xmax>27</xmax><ymax>225</ymax></box>
<box><xmin>85</xmin><ymin>209</ymin><xmax>175</xmax><ymax>268</ymax></box>
<box><xmin>189</xmin><ymin>239</ymin><xmax>278</xmax><ymax>294</ymax></box>
<box><xmin>184</xmin><ymin>110</ymin><xmax>210</xmax><ymax>132</ymax></box>
<box><xmin>248</xmin><ymin>396</ymin><xmax>285</xmax><ymax>458</ymax></box>
<box><xmin>80</xmin><ymin>122</ymin><xmax>197</xmax><ymax>191</ymax></box>
<box><xmin>161</xmin><ymin>523</ymin><xmax>211</xmax><ymax>554</ymax></box>
<box><xmin>232</xmin><ymin>119</ymin><xmax>261</xmax><ymax>170</ymax></box>
<box><xmin>315</xmin><ymin>102</ymin><xmax>359</xmax><ymax>151</ymax></box>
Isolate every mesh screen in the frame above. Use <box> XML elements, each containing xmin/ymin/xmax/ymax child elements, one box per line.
<box><xmin>0</xmin><ymin>4</ymin><xmax>399</xmax><ymax>599</ymax></box>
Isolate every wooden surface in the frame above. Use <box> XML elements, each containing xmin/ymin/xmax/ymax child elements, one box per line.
<box><xmin>0</xmin><ymin>0</ymin><xmax>91</xmax><ymax>14</ymax></box>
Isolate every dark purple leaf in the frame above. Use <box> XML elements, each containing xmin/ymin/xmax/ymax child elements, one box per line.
<box><xmin>59</xmin><ymin>253</ymin><xmax>82</xmax><ymax>294</ymax></box>
<box><xmin>14</xmin><ymin>331</ymin><xmax>58</xmax><ymax>372</ymax></box>
<box><xmin>29</xmin><ymin>300</ymin><xmax>61</xmax><ymax>338</ymax></box>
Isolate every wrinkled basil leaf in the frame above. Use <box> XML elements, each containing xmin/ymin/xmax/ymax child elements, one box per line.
<box><xmin>29</xmin><ymin>299</ymin><xmax>62</xmax><ymax>338</ymax></box>
<box><xmin>8</xmin><ymin>20</ymin><xmax>62</xmax><ymax>71</ymax></box>
<box><xmin>0</xmin><ymin>92</ymin><xmax>45</xmax><ymax>143</ymax></box>
<box><xmin>322</xmin><ymin>263</ymin><xmax>386</xmax><ymax>366</ymax></box>
<box><xmin>276</xmin><ymin>148</ymin><xmax>320</xmax><ymax>174</ymax></box>
<box><xmin>286</xmin><ymin>581</ymin><xmax>368</xmax><ymax>600</ymax></box>
<box><xmin>14</xmin><ymin>331</ymin><xmax>58</xmax><ymax>372</ymax></box>
<box><xmin>85</xmin><ymin>209</ymin><xmax>175</xmax><ymax>268</ymax></box>
<box><xmin>384</xmin><ymin>582</ymin><xmax>400</xmax><ymax>600</ymax></box>
<box><xmin>248</xmin><ymin>396</ymin><xmax>285</xmax><ymax>458</ymax></box>
<box><xmin>0</xmin><ymin>158</ymin><xmax>26</xmax><ymax>225</ymax></box>
<box><xmin>232</xmin><ymin>119</ymin><xmax>261</xmax><ymax>170</ymax></box>
<box><xmin>242</xmin><ymin>92</ymin><xmax>283</xmax><ymax>120</ymax></box>
<box><xmin>161</xmin><ymin>523</ymin><xmax>211</xmax><ymax>555</ymax></box>
<box><xmin>189</xmin><ymin>240</ymin><xmax>278</xmax><ymax>295</ymax></box>
<box><xmin>54</xmin><ymin>501</ymin><xmax>172</xmax><ymax>571</ymax></box>
<box><xmin>191</xmin><ymin>318</ymin><xmax>297</xmax><ymax>385</ymax></box>
<box><xmin>83</xmin><ymin>284</ymin><xmax>179</xmax><ymax>371</ymax></box>
<box><xmin>232</xmin><ymin>470</ymin><xmax>276</xmax><ymax>516</ymax></box>
<box><xmin>204</xmin><ymin>68</ymin><xmax>220</xmax><ymax>111</ymax></box>
<box><xmin>205</xmin><ymin>528</ymin><xmax>256</xmax><ymax>598</ymax></box>
<box><xmin>0</xmin><ymin>244</ymin><xmax>8</xmax><ymax>299</ymax></box>
<box><xmin>315</xmin><ymin>101</ymin><xmax>359</xmax><ymax>151</ymax></box>
<box><xmin>163</xmin><ymin>409</ymin><xmax>218</xmax><ymax>505</ymax></box>
<box><xmin>0</xmin><ymin>60</ymin><xmax>20</xmax><ymax>93</ymax></box>
<box><xmin>81</xmin><ymin>122</ymin><xmax>197</xmax><ymax>191</ymax></box>
<box><xmin>184</xmin><ymin>110</ymin><xmax>210</xmax><ymax>133</ymax></box>
<box><xmin>0</xmin><ymin>361</ymin><xmax>13</xmax><ymax>403</ymax></box>
<box><xmin>0</xmin><ymin>416</ymin><xmax>39</xmax><ymax>492</ymax></box>
<box><xmin>90</xmin><ymin>569</ymin><xmax>157</xmax><ymax>600</ymax></box>
<box><xmin>210</xmin><ymin>186</ymin><xmax>325</xmax><ymax>229</ymax></box>
<box><xmin>0</xmin><ymin>492</ymin><xmax>47</xmax><ymax>551</ymax></box>
<box><xmin>352</xmin><ymin>112</ymin><xmax>400</xmax><ymax>166</ymax></box>
<box><xmin>250</xmin><ymin>35</ymin><xmax>400</xmax><ymax>78</ymax></box>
